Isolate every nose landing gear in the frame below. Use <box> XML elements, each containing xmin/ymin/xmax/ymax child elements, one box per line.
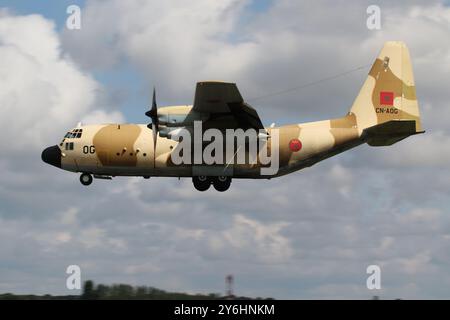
<box><xmin>80</xmin><ymin>173</ymin><xmax>93</xmax><ymax>186</ymax></box>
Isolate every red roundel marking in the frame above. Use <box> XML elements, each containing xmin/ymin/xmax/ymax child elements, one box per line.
<box><xmin>289</xmin><ymin>139</ymin><xmax>302</xmax><ymax>152</ymax></box>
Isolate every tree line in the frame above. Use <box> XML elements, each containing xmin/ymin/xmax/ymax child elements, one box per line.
<box><xmin>0</xmin><ymin>280</ymin><xmax>271</xmax><ymax>300</ymax></box>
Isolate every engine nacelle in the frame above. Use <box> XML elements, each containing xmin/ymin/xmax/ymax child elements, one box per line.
<box><xmin>157</xmin><ymin>105</ymin><xmax>208</xmax><ymax>127</ymax></box>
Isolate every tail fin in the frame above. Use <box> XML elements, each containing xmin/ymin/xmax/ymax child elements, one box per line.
<box><xmin>349</xmin><ymin>41</ymin><xmax>424</xmax><ymax>146</ymax></box>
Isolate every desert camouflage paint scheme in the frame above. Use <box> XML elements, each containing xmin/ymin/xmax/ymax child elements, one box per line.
<box><xmin>42</xmin><ymin>42</ymin><xmax>424</xmax><ymax>191</ymax></box>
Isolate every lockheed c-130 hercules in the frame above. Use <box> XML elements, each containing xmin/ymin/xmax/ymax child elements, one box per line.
<box><xmin>42</xmin><ymin>41</ymin><xmax>424</xmax><ymax>192</ymax></box>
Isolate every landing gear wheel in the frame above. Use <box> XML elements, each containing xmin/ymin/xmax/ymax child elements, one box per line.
<box><xmin>80</xmin><ymin>173</ymin><xmax>93</xmax><ymax>186</ymax></box>
<box><xmin>212</xmin><ymin>176</ymin><xmax>231</xmax><ymax>192</ymax></box>
<box><xmin>193</xmin><ymin>176</ymin><xmax>211</xmax><ymax>191</ymax></box>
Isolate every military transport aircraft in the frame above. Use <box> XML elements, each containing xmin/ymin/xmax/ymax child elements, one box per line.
<box><xmin>42</xmin><ymin>41</ymin><xmax>424</xmax><ymax>192</ymax></box>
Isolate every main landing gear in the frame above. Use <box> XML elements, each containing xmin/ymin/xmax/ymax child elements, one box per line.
<box><xmin>80</xmin><ymin>173</ymin><xmax>93</xmax><ymax>186</ymax></box>
<box><xmin>192</xmin><ymin>176</ymin><xmax>232</xmax><ymax>192</ymax></box>
<box><xmin>78</xmin><ymin>173</ymin><xmax>232</xmax><ymax>191</ymax></box>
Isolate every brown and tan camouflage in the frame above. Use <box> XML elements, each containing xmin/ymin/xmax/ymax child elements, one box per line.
<box><xmin>42</xmin><ymin>41</ymin><xmax>424</xmax><ymax>189</ymax></box>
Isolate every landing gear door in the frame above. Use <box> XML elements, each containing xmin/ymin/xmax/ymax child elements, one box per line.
<box><xmin>192</xmin><ymin>165</ymin><xmax>233</xmax><ymax>177</ymax></box>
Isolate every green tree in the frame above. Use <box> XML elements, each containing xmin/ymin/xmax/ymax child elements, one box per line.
<box><xmin>96</xmin><ymin>284</ymin><xmax>109</xmax><ymax>299</ymax></box>
<box><xmin>81</xmin><ymin>280</ymin><xmax>98</xmax><ymax>300</ymax></box>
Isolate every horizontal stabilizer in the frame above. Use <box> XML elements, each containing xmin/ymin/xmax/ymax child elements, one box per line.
<box><xmin>362</xmin><ymin>120</ymin><xmax>424</xmax><ymax>146</ymax></box>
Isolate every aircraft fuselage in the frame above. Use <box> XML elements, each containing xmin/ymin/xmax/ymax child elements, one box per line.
<box><xmin>42</xmin><ymin>115</ymin><xmax>361</xmax><ymax>180</ymax></box>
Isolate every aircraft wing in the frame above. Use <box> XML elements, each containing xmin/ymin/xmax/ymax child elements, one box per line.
<box><xmin>192</xmin><ymin>81</ymin><xmax>264</xmax><ymax>131</ymax></box>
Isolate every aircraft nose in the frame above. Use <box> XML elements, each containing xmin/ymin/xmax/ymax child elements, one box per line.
<box><xmin>41</xmin><ymin>145</ymin><xmax>61</xmax><ymax>168</ymax></box>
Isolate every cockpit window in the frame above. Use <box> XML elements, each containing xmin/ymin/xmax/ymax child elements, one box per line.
<box><xmin>64</xmin><ymin>129</ymin><xmax>83</xmax><ymax>139</ymax></box>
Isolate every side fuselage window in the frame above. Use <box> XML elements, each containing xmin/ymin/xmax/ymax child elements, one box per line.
<box><xmin>65</xmin><ymin>142</ymin><xmax>74</xmax><ymax>150</ymax></box>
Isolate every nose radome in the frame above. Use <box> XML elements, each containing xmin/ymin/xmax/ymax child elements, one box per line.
<box><xmin>41</xmin><ymin>145</ymin><xmax>61</xmax><ymax>168</ymax></box>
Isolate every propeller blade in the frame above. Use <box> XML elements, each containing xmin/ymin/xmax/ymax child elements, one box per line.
<box><xmin>145</xmin><ymin>87</ymin><xmax>159</xmax><ymax>151</ymax></box>
<box><xmin>152</xmin><ymin>87</ymin><xmax>157</xmax><ymax>111</ymax></box>
<box><xmin>145</xmin><ymin>87</ymin><xmax>158</xmax><ymax>120</ymax></box>
<box><xmin>152</xmin><ymin>124</ymin><xmax>158</xmax><ymax>151</ymax></box>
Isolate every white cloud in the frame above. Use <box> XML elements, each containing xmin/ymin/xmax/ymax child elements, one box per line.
<box><xmin>81</xmin><ymin>109</ymin><xmax>124</xmax><ymax>125</ymax></box>
<box><xmin>60</xmin><ymin>207</ymin><xmax>79</xmax><ymax>225</ymax></box>
<box><xmin>0</xmin><ymin>11</ymin><xmax>124</xmax><ymax>152</ymax></box>
<box><xmin>207</xmin><ymin>214</ymin><xmax>293</xmax><ymax>264</ymax></box>
<box><xmin>79</xmin><ymin>227</ymin><xmax>106</xmax><ymax>249</ymax></box>
<box><xmin>390</xmin><ymin>252</ymin><xmax>433</xmax><ymax>275</ymax></box>
<box><xmin>329</xmin><ymin>164</ymin><xmax>353</xmax><ymax>198</ymax></box>
<box><xmin>398</xmin><ymin>208</ymin><xmax>441</xmax><ymax>225</ymax></box>
<box><xmin>375</xmin><ymin>132</ymin><xmax>450</xmax><ymax>167</ymax></box>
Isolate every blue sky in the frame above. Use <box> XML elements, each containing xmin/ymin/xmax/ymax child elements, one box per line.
<box><xmin>0</xmin><ymin>0</ymin><xmax>86</xmax><ymax>27</ymax></box>
<box><xmin>0</xmin><ymin>0</ymin><xmax>274</xmax><ymax>28</ymax></box>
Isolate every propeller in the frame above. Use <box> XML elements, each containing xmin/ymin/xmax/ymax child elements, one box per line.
<box><xmin>145</xmin><ymin>87</ymin><xmax>159</xmax><ymax>150</ymax></box>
